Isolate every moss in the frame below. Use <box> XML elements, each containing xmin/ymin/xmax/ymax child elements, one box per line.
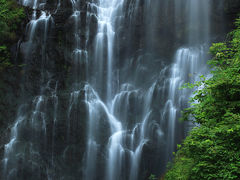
<box><xmin>0</xmin><ymin>0</ymin><xmax>25</xmax><ymax>72</ymax></box>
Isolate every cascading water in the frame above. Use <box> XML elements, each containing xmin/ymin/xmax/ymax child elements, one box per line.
<box><xmin>1</xmin><ymin>0</ymin><xmax>227</xmax><ymax>179</ymax></box>
<box><xmin>163</xmin><ymin>0</ymin><xmax>211</xmax><ymax>160</ymax></box>
<box><xmin>2</xmin><ymin>4</ymin><xmax>56</xmax><ymax>179</ymax></box>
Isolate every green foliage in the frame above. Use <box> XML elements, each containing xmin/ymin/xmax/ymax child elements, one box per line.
<box><xmin>165</xmin><ymin>151</ymin><xmax>194</xmax><ymax>180</ymax></box>
<box><xmin>165</xmin><ymin>18</ymin><xmax>240</xmax><ymax>180</ymax></box>
<box><xmin>0</xmin><ymin>45</ymin><xmax>13</xmax><ymax>71</ymax></box>
<box><xmin>148</xmin><ymin>174</ymin><xmax>157</xmax><ymax>180</ymax></box>
<box><xmin>0</xmin><ymin>0</ymin><xmax>25</xmax><ymax>42</ymax></box>
<box><xmin>0</xmin><ymin>0</ymin><xmax>25</xmax><ymax>71</ymax></box>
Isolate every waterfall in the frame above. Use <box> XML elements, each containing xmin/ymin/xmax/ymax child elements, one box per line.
<box><xmin>164</xmin><ymin>0</ymin><xmax>211</xmax><ymax>161</ymax></box>
<box><xmin>1</xmin><ymin>0</ymin><xmax>226</xmax><ymax>179</ymax></box>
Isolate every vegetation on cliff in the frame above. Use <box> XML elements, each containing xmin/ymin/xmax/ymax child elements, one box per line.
<box><xmin>0</xmin><ymin>0</ymin><xmax>25</xmax><ymax>71</ymax></box>
<box><xmin>165</xmin><ymin>17</ymin><xmax>240</xmax><ymax>180</ymax></box>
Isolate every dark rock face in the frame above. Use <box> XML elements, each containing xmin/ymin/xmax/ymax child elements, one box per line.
<box><xmin>0</xmin><ymin>68</ymin><xmax>21</xmax><ymax>159</ymax></box>
<box><xmin>0</xmin><ymin>0</ymin><xmax>240</xmax><ymax>179</ymax></box>
<box><xmin>210</xmin><ymin>0</ymin><xmax>240</xmax><ymax>42</ymax></box>
<box><xmin>224</xmin><ymin>0</ymin><xmax>240</xmax><ymax>16</ymax></box>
